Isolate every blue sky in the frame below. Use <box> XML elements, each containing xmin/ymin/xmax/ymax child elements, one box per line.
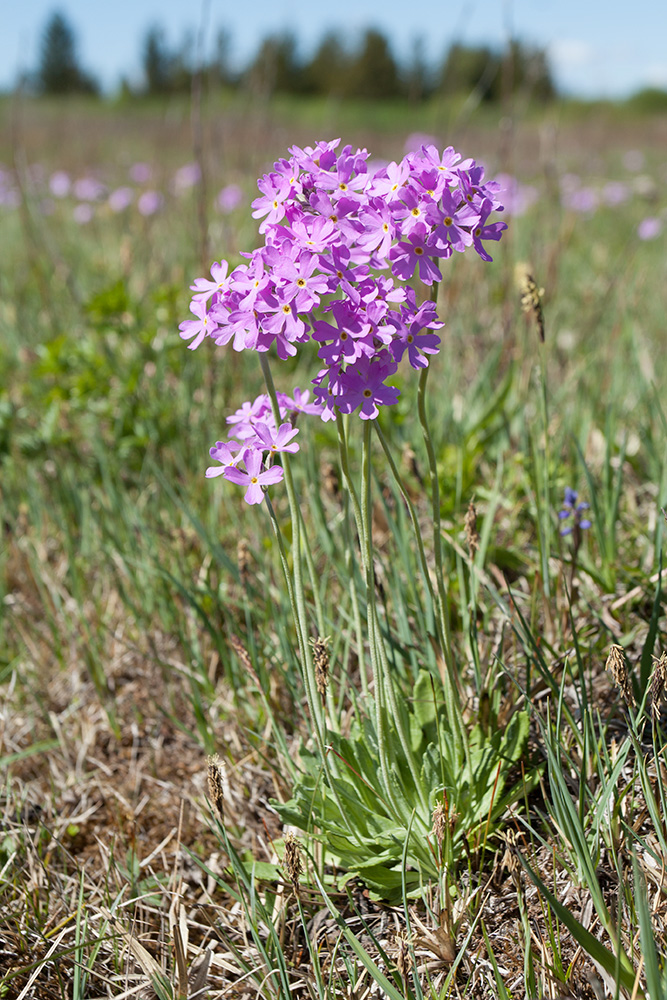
<box><xmin>3</xmin><ymin>0</ymin><xmax>667</xmax><ymax>98</ymax></box>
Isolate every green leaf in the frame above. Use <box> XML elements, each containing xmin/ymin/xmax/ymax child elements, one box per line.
<box><xmin>517</xmin><ymin>851</ymin><xmax>642</xmax><ymax>997</ymax></box>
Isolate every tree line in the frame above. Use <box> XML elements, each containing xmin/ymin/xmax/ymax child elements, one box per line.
<box><xmin>28</xmin><ymin>10</ymin><xmax>556</xmax><ymax>103</ymax></box>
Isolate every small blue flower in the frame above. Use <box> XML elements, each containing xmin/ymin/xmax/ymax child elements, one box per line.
<box><xmin>558</xmin><ymin>487</ymin><xmax>591</xmax><ymax>536</ymax></box>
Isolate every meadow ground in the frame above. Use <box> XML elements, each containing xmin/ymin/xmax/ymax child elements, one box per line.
<box><xmin>1</xmin><ymin>91</ymin><xmax>667</xmax><ymax>999</ymax></box>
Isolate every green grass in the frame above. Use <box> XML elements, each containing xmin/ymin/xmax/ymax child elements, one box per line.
<box><xmin>1</xmin><ymin>92</ymin><xmax>667</xmax><ymax>999</ymax></box>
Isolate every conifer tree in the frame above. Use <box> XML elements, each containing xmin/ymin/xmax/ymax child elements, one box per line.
<box><xmin>38</xmin><ymin>11</ymin><xmax>98</xmax><ymax>95</ymax></box>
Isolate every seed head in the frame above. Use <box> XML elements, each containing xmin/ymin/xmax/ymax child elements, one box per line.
<box><xmin>464</xmin><ymin>498</ymin><xmax>480</xmax><ymax>557</ymax></box>
<box><xmin>605</xmin><ymin>644</ymin><xmax>636</xmax><ymax>708</ymax></box>
<box><xmin>310</xmin><ymin>635</ymin><xmax>331</xmax><ymax>702</ymax></box>
<box><xmin>650</xmin><ymin>652</ymin><xmax>667</xmax><ymax>724</ymax></box>
<box><xmin>207</xmin><ymin>754</ymin><xmax>227</xmax><ymax>823</ymax></box>
<box><xmin>229</xmin><ymin>633</ymin><xmax>252</xmax><ymax>674</ymax></box>
<box><xmin>432</xmin><ymin>801</ymin><xmax>447</xmax><ymax>846</ymax></box>
<box><xmin>395</xmin><ymin>935</ymin><xmax>412</xmax><ymax>981</ymax></box>
<box><xmin>283</xmin><ymin>831</ymin><xmax>303</xmax><ymax>889</ymax></box>
<box><xmin>515</xmin><ymin>262</ymin><xmax>545</xmax><ymax>342</ymax></box>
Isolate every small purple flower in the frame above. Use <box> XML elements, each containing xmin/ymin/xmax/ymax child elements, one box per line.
<box><xmin>74</xmin><ymin>177</ymin><xmax>106</xmax><ymax>201</ymax></box>
<box><xmin>252</xmin><ymin>421</ymin><xmax>300</xmax><ymax>455</ymax></box>
<box><xmin>638</xmin><ymin>217</ymin><xmax>662</xmax><ymax>241</ymax></box>
<box><xmin>223</xmin><ymin>447</ymin><xmax>284</xmax><ymax>505</ymax></box>
<box><xmin>173</xmin><ymin>162</ymin><xmax>201</xmax><ymax>193</ymax></box>
<box><xmin>137</xmin><ymin>191</ymin><xmax>163</xmax><ymax>216</ymax></box>
<box><xmin>179</xmin><ymin>298</ymin><xmax>217</xmax><ymax>350</ymax></box>
<box><xmin>205</xmin><ymin>441</ymin><xmax>242</xmax><ymax>478</ymax></box>
<box><xmin>601</xmin><ymin>181</ymin><xmax>629</xmax><ymax>206</ymax></box>
<box><xmin>129</xmin><ymin>162</ymin><xmax>152</xmax><ymax>183</ymax></box>
<box><xmin>558</xmin><ymin>487</ymin><xmax>592</xmax><ymax>536</ymax></box>
<box><xmin>108</xmin><ymin>187</ymin><xmax>134</xmax><ymax>213</ymax></box>
<box><xmin>217</xmin><ymin>184</ymin><xmax>243</xmax><ymax>213</ymax></box>
<box><xmin>49</xmin><ymin>170</ymin><xmax>71</xmax><ymax>198</ymax></box>
<box><xmin>73</xmin><ymin>203</ymin><xmax>94</xmax><ymax>224</ymax></box>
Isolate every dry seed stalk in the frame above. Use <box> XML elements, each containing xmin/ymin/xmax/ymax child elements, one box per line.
<box><xmin>605</xmin><ymin>644</ymin><xmax>636</xmax><ymax>708</ymax></box>
<box><xmin>395</xmin><ymin>934</ymin><xmax>413</xmax><ymax>981</ymax></box>
<box><xmin>464</xmin><ymin>498</ymin><xmax>480</xmax><ymax>557</ymax></box>
<box><xmin>206</xmin><ymin>754</ymin><xmax>227</xmax><ymax>823</ymax></box>
<box><xmin>650</xmin><ymin>652</ymin><xmax>667</xmax><ymax>724</ymax></box>
<box><xmin>283</xmin><ymin>831</ymin><xmax>303</xmax><ymax>889</ymax></box>
<box><xmin>515</xmin><ymin>262</ymin><xmax>545</xmax><ymax>342</ymax></box>
<box><xmin>310</xmin><ymin>635</ymin><xmax>331</xmax><ymax>702</ymax></box>
<box><xmin>432</xmin><ymin>801</ymin><xmax>447</xmax><ymax>846</ymax></box>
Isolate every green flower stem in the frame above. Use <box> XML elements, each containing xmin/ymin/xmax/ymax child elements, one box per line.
<box><xmin>257</xmin><ymin>355</ymin><xmax>358</xmax><ymax>835</ymax></box>
<box><xmin>344</xmin><ymin>495</ymin><xmax>369</xmax><ymax>698</ymax></box>
<box><xmin>358</xmin><ymin>420</ymin><xmax>397</xmax><ymax>813</ymax></box>
<box><xmin>336</xmin><ymin>412</ymin><xmax>403</xmax><ymax>819</ymax></box>
<box><xmin>298</xmin><ymin>503</ymin><xmax>326</xmax><ymax>638</ymax></box>
<box><xmin>417</xmin><ymin>352</ymin><xmax>465</xmax><ymax>755</ymax></box>
<box><xmin>335</xmin><ymin>412</ymin><xmax>365</xmax><ymax>567</ymax></box>
<box><xmin>361</xmin><ymin>420</ymin><xmax>428</xmax><ymax>815</ymax></box>
<box><xmin>374</xmin><ymin>420</ymin><xmax>441</xmax><ymax>649</ymax></box>
<box><xmin>336</xmin><ymin>413</ymin><xmax>370</xmax><ymax>694</ymax></box>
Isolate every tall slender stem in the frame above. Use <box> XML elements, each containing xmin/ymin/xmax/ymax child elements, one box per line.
<box><xmin>374</xmin><ymin>421</ymin><xmax>441</xmax><ymax>648</ymax></box>
<box><xmin>417</xmin><ymin>337</ymin><xmax>465</xmax><ymax>755</ymax></box>
<box><xmin>361</xmin><ymin>421</ymin><xmax>428</xmax><ymax>814</ymax></box>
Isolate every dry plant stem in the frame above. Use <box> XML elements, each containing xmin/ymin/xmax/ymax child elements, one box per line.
<box><xmin>361</xmin><ymin>420</ymin><xmax>428</xmax><ymax>815</ymax></box>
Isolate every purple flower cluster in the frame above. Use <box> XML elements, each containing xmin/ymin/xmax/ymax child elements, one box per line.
<box><xmin>205</xmin><ymin>388</ymin><xmax>321</xmax><ymax>504</ymax></box>
<box><xmin>558</xmin><ymin>487</ymin><xmax>592</xmax><ymax>536</ymax></box>
<box><xmin>181</xmin><ymin>138</ymin><xmax>506</xmax><ymax>502</ymax></box>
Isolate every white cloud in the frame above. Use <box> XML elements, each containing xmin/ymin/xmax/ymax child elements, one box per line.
<box><xmin>548</xmin><ymin>39</ymin><xmax>596</xmax><ymax>69</ymax></box>
<box><xmin>645</xmin><ymin>63</ymin><xmax>667</xmax><ymax>87</ymax></box>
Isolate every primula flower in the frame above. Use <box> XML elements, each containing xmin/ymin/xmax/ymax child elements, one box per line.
<box><xmin>180</xmin><ymin>138</ymin><xmax>507</xmax><ymax>501</ymax></box>
<box><xmin>558</xmin><ymin>487</ymin><xmax>592</xmax><ymax>536</ymax></box>
<box><xmin>252</xmin><ymin>422</ymin><xmax>300</xmax><ymax>455</ymax></box>
<box><xmin>179</xmin><ymin>297</ymin><xmax>217</xmax><ymax>350</ymax></box>
<box><xmin>205</xmin><ymin>441</ymin><xmax>242</xmax><ymax>478</ymax></box>
<box><xmin>223</xmin><ymin>448</ymin><xmax>284</xmax><ymax>505</ymax></box>
<box><xmin>190</xmin><ymin>261</ymin><xmax>230</xmax><ymax>303</ymax></box>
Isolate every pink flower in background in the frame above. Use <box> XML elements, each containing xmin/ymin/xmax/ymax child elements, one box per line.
<box><xmin>108</xmin><ymin>187</ymin><xmax>134</xmax><ymax>213</ymax></box>
<box><xmin>73</xmin><ymin>203</ymin><xmax>94</xmax><ymax>224</ymax></box>
<box><xmin>74</xmin><ymin>177</ymin><xmax>106</xmax><ymax>201</ymax></box>
<box><xmin>49</xmin><ymin>170</ymin><xmax>71</xmax><ymax>198</ymax></box>
<box><xmin>562</xmin><ymin>187</ymin><xmax>598</xmax><ymax>214</ymax></box>
<box><xmin>217</xmin><ymin>184</ymin><xmax>243</xmax><ymax>213</ymax></box>
<box><xmin>129</xmin><ymin>162</ymin><xmax>152</xmax><ymax>183</ymax></box>
<box><xmin>173</xmin><ymin>163</ymin><xmax>201</xmax><ymax>193</ymax></box>
<box><xmin>0</xmin><ymin>169</ymin><xmax>19</xmax><ymax>208</ymax></box>
<box><xmin>494</xmin><ymin>173</ymin><xmax>538</xmax><ymax>217</ymax></box>
<box><xmin>637</xmin><ymin>216</ymin><xmax>662</xmax><ymax>240</ymax></box>
<box><xmin>137</xmin><ymin>191</ymin><xmax>164</xmax><ymax>216</ymax></box>
<box><xmin>602</xmin><ymin>181</ymin><xmax>630</xmax><ymax>206</ymax></box>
